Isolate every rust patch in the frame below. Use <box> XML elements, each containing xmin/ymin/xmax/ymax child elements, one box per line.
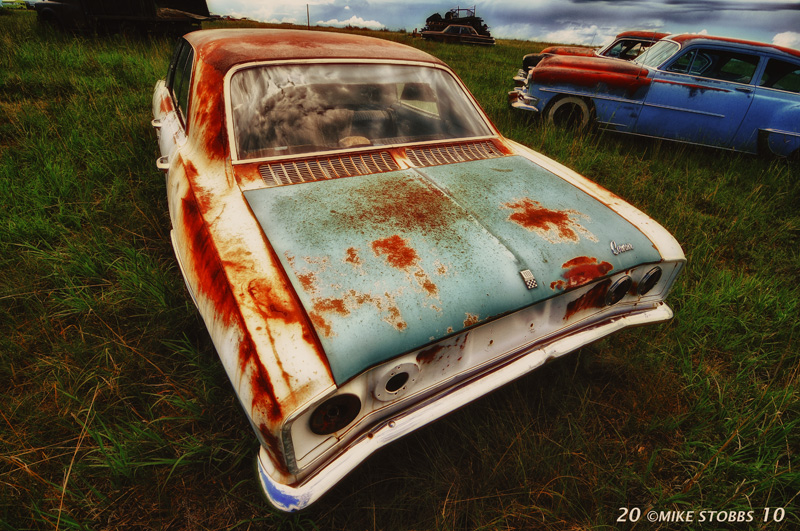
<box><xmin>417</xmin><ymin>344</ymin><xmax>445</xmax><ymax>364</ymax></box>
<box><xmin>344</xmin><ymin>247</ymin><xmax>362</xmax><ymax>267</ymax></box>
<box><xmin>308</xmin><ymin>289</ymin><xmax>407</xmax><ymax>337</ymax></box>
<box><xmin>413</xmin><ymin>269</ymin><xmax>439</xmax><ymax>298</ymax></box>
<box><xmin>314</xmin><ymin>297</ymin><xmax>349</xmax><ymax>316</ymax></box>
<box><xmin>565</xmin><ymin>279</ymin><xmax>611</xmax><ymax>320</ymax></box>
<box><xmin>297</xmin><ymin>271</ymin><xmax>317</xmax><ymax>293</ymax></box>
<box><xmin>372</xmin><ymin>235</ymin><xmax>419</xmax><ymax>269</ymax></box>
<box><xmin>463</xmin><ymin>313</ymin><xmax>480</xmax><ymax>327</ymax></box>
<box><xmin>502</xmin><ymin>198</ymin><xmax>597</xmax><ymax>244</ymax></box>
<box><xmin>372</xmin><ymin>235</ymin><xmax>439</xmax><ymax>299</ymax></box>
<box><xmin>550</xmin><ymin>256</ymin><xmax>614</xmax><ymax>290</ymax></box>
<box><xmin>308</xmin><ymin>311</ymin><xmax>333</xmax><ymax>337</ymax></box>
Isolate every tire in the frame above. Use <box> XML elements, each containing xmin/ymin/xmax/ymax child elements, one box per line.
<box><xmin>545</xmin><ymin>96</ymin><xmax>593</xmax><ymax>131</ymax></box>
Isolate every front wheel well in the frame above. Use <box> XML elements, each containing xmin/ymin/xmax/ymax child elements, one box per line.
<box><xmin>544</xmin><ymin>95</ymin><xmax>595</xmax><ymax>131</ymax></box>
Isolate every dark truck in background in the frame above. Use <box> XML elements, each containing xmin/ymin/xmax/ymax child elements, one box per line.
<box><xmin>34</xmin><ymin>0</ymin><xmax>212</xmax><ymax>33</ymax></box>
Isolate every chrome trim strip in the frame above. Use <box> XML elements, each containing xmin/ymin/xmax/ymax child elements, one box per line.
<box><xmin>761</xmin><ymin>127</ymin><xmax>800</xmax><ymax>139</ymax></box>
<box><xmin>640</xmin><ymin>102</ymin><xmax>725</xmax><ymax>118</ymax></box>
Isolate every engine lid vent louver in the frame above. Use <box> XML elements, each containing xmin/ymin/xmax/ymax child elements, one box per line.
<box><xmin>405</xmin><ymin>140</ymin><xmax>505</xmax><ymax>167</ymax></box>
<box><xmin>259</xmin><ymin>151</ymin><xmax>400</xmax><ymax>187</ymax></box>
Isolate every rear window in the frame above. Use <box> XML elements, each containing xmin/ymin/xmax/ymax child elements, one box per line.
<box><xmin>228</xmin><ymin>63</ymin><xmax>493</xmax><ymax>160</ymax></box>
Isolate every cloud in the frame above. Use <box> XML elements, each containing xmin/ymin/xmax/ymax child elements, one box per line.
<box><xmin>316</xmin><ymin>15</ymin><xmax>385</xmax><ymax>29</ymax></box>
<box><xmin>541</xmin><ymin>25</ymin><xmax>616</xmax><ymax>46</ymax></box>
<box><xmin>772</xmin><ymin>31</ymin><xmax>800</xmax><ymax>49</ymax></box>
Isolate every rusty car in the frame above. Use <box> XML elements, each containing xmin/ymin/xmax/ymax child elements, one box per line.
<box><xmin>513</xmin><ymin>31</ymin><xmax>670</xmax><ymax>86</ymax></box>
<box><xmin>151</xmin><ymin>28</ymin><xmax>685</xmax><ymax>511</ymax></box>
<box><xmin>509</xmin><ymin>34</ymin><xmax>800</xmax><ymax>157</ymax></box>
<box><xmin>421</xmin><ymin>24</ymin><xmax>495</xmax><ymax>46</ymax></box>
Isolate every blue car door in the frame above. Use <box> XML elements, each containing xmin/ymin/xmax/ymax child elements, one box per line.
<box><xmin>634</xmin><ymin>47</ymin><xmax>761</xmax><ymax>147</ymax></box>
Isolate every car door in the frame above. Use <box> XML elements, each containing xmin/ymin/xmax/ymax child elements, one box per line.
<box><xmin>633</xmin><ymin>46</ymin><xmax>761</xmax><ymax>147</ymax></box>
<box><xmin>153</xmin><ymin>39</ymin><xmax>192</xmax><ymax>170</ymax></box>
<box><xmin>730</xmin><ymin>56</ymin><xmax>800</xmax><ymax>155</ymax></box>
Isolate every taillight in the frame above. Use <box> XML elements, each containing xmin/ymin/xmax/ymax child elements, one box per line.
<box><xmin>606</xmin><ymin>276</ymin><xmax>632</xmax><ymax>306</ymax></box>
<box><xmin>309</xmin><ymin>394</ymin><xmax>361</xmax><ymax>435</ymax></box>
<box><xmin>638</xmin><ymin>267</ymin><xmax>662</xmax><ymax>296</ymax></box>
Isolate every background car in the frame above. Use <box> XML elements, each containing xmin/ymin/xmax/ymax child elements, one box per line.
<box><xmin>510</xmin><ymin>34</ymin><xmax>800</xmax><ymax>157</ymax></box>
<box><xmin>513</xmin><ymin>31</ymin><xmax>669</xmax><ymax>86</ymax></box>
<box><xmin>421</xmin><ymin>23</ymin><xmax>495</xmax><ymax>45</ymax></box>
<box><xmin>152</xmin><ymin>28</ymin><xmax>684</xmax><ymax>512</ymax></box>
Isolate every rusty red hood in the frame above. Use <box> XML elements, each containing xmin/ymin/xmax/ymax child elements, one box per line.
<box><xmin>533</xmin><ymin>55</ymin><xmax>652</xmax><ymax>95</ymax></box>
<box><xmin>243</xmin><ymin>155</ymin><xmax>662</xmax><ymax>384</ymax></box>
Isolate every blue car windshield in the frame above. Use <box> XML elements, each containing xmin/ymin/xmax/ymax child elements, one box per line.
<box><xmin>229</xmin><ymin>63</ymin><xmax>493</xmax><ymax>160</ymax></box>
<box><xmin>633</xmin><ymin>40</ymin><xmax>680</xmax><ymax>68</ymax></box>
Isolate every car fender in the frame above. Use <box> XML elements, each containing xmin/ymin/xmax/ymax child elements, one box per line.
<box><xmin>759</xmin><ymin>103</ymin><xmax>800</xmax><ymax>157</ymax></box>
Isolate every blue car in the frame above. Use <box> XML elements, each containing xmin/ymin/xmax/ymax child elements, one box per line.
<box><xmin>510</xmin><ymin>34</ymin><xmax>800</xmax><ymax>157</ymax></box>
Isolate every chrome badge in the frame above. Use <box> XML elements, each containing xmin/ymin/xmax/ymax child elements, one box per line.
<box><xmin>520</xmin><ymin>269</ymin><xmax>538</xmax><ymax>289</ymax></box>
<box><xmin>610</xmin><ymin>240</ymin><xmax>634</xmax><ymax>256</ymax></box>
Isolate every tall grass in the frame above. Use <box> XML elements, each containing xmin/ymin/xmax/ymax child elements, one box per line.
<box><xmin>1</xmin><ymin>9</ymin><xmax>798</xmax><ymax>530</ymax></box>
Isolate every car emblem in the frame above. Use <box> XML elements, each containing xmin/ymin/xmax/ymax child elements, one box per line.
<box><xmin>610</xmin><ymin>240</ymin><xmax>634</xmax><ymax>255</ymax></box>
<box><xmin>520</xmin><ymin>269</ymin><xmax>538</xmax><ymax>289</ymax></box>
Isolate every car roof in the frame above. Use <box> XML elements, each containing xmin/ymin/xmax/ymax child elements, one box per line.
<box><xmin>184</xmin><ymin>28</ymin><xmax>447</xmax><ymax>72</ymax></box>
<box><xmin>615</xmin><ymin>30</ymin><xmax>670</xmax><ymax>41</ymax></box>
<box><xmin>667</xmin><ymin>33</ymin><xmax>800</xmax><ymax>60</ymax></box>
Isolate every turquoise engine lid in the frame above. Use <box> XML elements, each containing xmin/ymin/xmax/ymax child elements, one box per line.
<box><xmin>243</xmin><ymin>155</ymin><xmax>661</xmax><ymax>384</ymax></box>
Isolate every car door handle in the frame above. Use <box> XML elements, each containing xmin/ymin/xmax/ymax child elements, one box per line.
<box><xmin>735</xmin><ymin>87</ymin><xmax>753</xmax><ymax>94</ymax></box>
<box><xmin>156</xmin><ymin>156</ymin><xmax>169</xmax><ymax>172</ymax></box>
<box><xmin>151</xmin><ymin>118</ymin><xmax>162</xmax><ymax>129</ymax></box>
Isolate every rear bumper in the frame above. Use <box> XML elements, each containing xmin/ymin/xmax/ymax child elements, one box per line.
<box><xmin>257</xmin><ymin>302</ymin><xmax>673</xmax><ymax>511</ymax></box>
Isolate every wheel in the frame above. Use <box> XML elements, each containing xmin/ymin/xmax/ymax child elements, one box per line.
<box><xmin>545</xmin><ymin>96</ymin><xmax>593</xmax><ymax>130</ymax></box>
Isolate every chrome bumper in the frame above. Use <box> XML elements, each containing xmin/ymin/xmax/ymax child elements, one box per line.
<box><xmin>256</xmin><ymin>302</ymin><xmax>674</xmax><ymax>511</ymax></box>
<box><xmin>508</xmin><ymin>87</ymin><xmax>540</xmax><ymax>113</ymax></box>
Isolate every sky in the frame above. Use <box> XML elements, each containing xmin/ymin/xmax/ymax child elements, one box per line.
<box><xmin>205</xmin><ymin>0</ymin><xmax>800</xmax><ymax>50</ymax></box>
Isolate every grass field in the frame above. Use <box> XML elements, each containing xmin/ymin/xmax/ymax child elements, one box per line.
<box><xmin>1</xmin><ymin>8</ymin><xmax>798</xmax><ymax>530</ymax></box>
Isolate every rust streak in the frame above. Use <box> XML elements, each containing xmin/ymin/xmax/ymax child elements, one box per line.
<box><xmin>565</xmin><ymin>279</ymin><xmax>611</xmax><ymax>320</ymax></box>
<box><xmin>258</xmin><ymin>423</ymin><xmax>290</xmax><ymax>476</ymax></box>
<box><xmin>417</xmin><ymin>344</ymin><xmax>445</xmax><ymax>364</ymax></box>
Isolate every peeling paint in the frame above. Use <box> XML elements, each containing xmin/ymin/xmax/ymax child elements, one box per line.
<box><xmin>503</xmin><ymin>197</ymin><xmax>598</xmax><ymax>244</ymax></box>
<box><xmin>463</xmin><ymin>313</ymin><xmax>480</xmax><ymax>327</ymax></box>
<box><xmin>550</xmin><ymin>256</ymin><xmax>613</xmax><ymax>290</ymax></box>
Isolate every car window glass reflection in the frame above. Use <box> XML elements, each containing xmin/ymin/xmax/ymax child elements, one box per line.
<box><xmin>229</xmin><ymin>64</ymin><xmax>492</xmax><ymax>160</ymax></box>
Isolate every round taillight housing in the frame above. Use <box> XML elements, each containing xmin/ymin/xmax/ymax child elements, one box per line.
<box><xmin>309</xmin><ymin>394</ymin><xmax>361</xmax><ymax>435</ymax></box>
<box><xmin>606</xmin><ymin>276</ymin><xmax>632</xmax><ymax>306</ymax></box>
<box><xmin>638</xmin><ymin>267</ymin><xmax>662</xmax><ymax>296</ymax></box>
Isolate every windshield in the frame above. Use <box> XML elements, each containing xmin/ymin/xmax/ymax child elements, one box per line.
<box><xmin>229</xmin><ymin>63</ymin><xmax>493</xmax><ymax>160</ymax></box>
<box><xmin>633</xmin><ymin>40</ymin><xmax>680</xmax><ymax>68</ymax></box>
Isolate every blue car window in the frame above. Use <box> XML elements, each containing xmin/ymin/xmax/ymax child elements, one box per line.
<box><xmin>759</xmin><ymin>59</ymin><xmax>800</xmax><ymax>93</ymax></box>
<box><xmin>698</xmin><ymin>49</ymin><xmax>760</xmax><ymax>84</ymax></box>
<box><xmin>667</xmin><ymin>50</ymin><xmax>696</xmax><ymax>73</ymax></box>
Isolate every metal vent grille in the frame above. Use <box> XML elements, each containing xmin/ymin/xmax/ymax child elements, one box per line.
<box><xmin>405</xmin><ymin>140</ymin><xmax>505</xmax><ymax>167</ymax></box>
<box><xmin>259</xmin><ymin>151</ymin><xmax>400</xmax><ymax>187</ymax></box>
